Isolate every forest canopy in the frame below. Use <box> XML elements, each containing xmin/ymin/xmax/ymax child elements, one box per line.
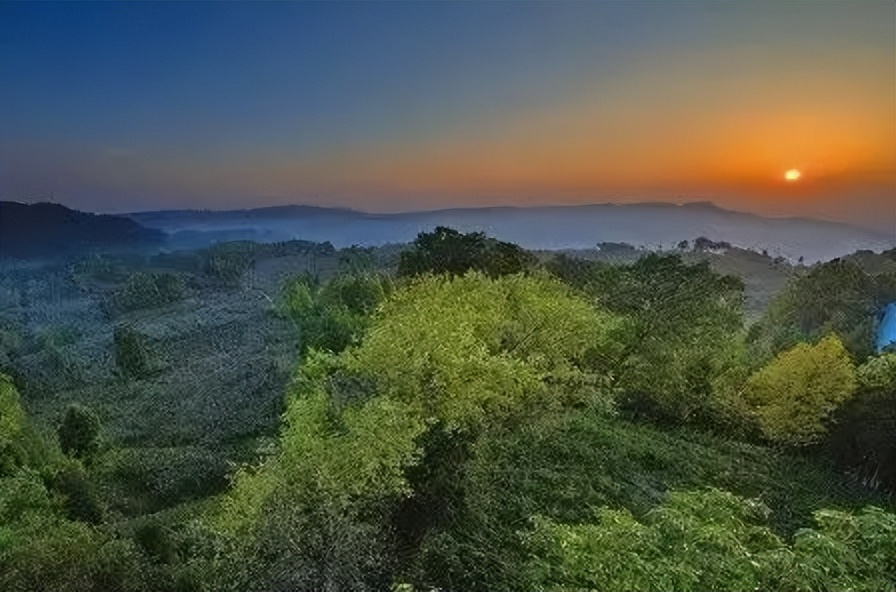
<box><xmin>1</xmin><ymin>231</ymin><xmax>894</xmax><ymax>591</ymax></box>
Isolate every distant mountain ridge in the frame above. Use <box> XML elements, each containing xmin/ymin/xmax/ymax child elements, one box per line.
<box><xmin>128</xmin><ymin>201</ymin><xmax>895</xmax><ymax>263</ymax></box>
<box><xmin>0</xmin><ymin>201</ymin><xmax>163</xmax><ymax>259</ymax></box>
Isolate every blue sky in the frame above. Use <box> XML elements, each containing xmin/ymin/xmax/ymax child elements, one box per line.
<box><xmin>1</xmin><ymin>1</ymin><xmax>893</xmax><ymax>228</ymax></box>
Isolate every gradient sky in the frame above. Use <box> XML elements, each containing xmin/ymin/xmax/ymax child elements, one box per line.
<box><xmin>1</xmin><ymin>1</ymin><xmax>894</xmax><ymax>230</ymax></box>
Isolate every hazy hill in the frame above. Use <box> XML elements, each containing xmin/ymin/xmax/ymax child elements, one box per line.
<box><xmin>0</xmin><ymin>201</ymin><xmax>163</xmax><ymax>259</ymax></box>
<box><xmin>129</xmin><ymin>201</ymin><xmax>894</xmax><ymax>263</ymax></box>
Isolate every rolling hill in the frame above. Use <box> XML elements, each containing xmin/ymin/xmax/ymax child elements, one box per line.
<box><xmin>128</xmin><ymin>201</ymin><xmax>895</xmax><ymax>263</ymax></box>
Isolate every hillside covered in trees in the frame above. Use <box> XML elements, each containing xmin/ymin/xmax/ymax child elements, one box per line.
<box><xmin>1</xmin><ymin>228</ymin><xmax>895</xmax><ymax>591</ymax></box>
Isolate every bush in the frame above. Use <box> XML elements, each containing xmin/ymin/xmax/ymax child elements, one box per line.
<box><xmin>49</xmin><ymin>464</ymin><xmax>104</xmax><ymax>524</ymax></box>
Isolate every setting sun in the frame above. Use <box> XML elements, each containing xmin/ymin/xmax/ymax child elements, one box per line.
<box><xmin>785</xmin><ymin>169</ymin><xmax>802</xmax><ymax>181</ymax></box>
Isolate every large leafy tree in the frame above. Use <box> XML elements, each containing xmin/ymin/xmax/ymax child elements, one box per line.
<box><xmin>826</xmin><ymin>353</ymin><xmax>896</xmax><ymax>492</ymax></box>
<box><xmin>550</xmin><ymin>253</ymin><xmax>747</xmax><ymax>426</ymax></box>
<box><xmin>745</xmin><ymin>335</ymin><xmax>856</xmax><ymax>446</ymax></box>
<box><xmin>748</xmin><ymin>258</ymin><xmax>896</xmax><ymax>365</ymax></box>
<box><xmin>397</xmin><ymin>226</ymin><xmax>537</xmax><ymax>278</ymax></box>
<box><xmin>215</xmin><ymin>273</ymin><xmax>627</xmax><ymax>591</ymax></box>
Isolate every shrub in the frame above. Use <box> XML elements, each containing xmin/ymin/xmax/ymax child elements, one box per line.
<box><xmin>49</xmin><ymin>464</ymin><xmax>104</xmax><ymax>524</ymax></box>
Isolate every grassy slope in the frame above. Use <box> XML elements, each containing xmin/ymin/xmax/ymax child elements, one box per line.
<box><xmin>470</xmin><ymin>411</ymin><xmax>893</xmax><ymax>535</ymax></box>
<box><xmin>0</xmin><ymin>246</ymin><xmax>345</xmax><ymax>517</ymax></box>
<box><xmin>433</xmin><ymin>409</ymin><xmax>895</xmax><ymax>590</ymax></box>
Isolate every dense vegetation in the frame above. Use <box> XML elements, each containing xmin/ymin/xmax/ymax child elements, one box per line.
<box><xmin>1</xmin><ymin>229</ymin><xmax>894</xmax><ymax>591</ymax></box>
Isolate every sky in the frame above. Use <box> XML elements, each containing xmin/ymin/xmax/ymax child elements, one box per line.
<box><xmin>1</xmin><ymin>1</ymin><xmax>894</xmax><ymax>230</ymax></box>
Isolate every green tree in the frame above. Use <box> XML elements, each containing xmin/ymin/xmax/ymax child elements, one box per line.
<box><xmin>826</xmin><ymin>353</ymin><xmax>896</xmax><ymax>491</ymax></box>
<box><xmin>748</xmin><ymin>258</ymin><xmax>896</xmax><ymax>364</ymax></box>
<box><xmin>397</xmin><ymin>226</ymin><xmax>536</xmax><ymax>278</ymax></box>
<box><xmin>746</xmin><ymin>335</ymin><xmax>856</xmax><ymax>446</ymax></box>
<box><xmin>0</xmin><ymin>374</ymin><xmax>51</xmax><ymax>475</ymax></box>
<box><xmin>284</xmin><ymin>272</ymin><xmax>392</xmax><ymax>355</ymax></box>
<box><xmin>0</xmin><ymin>374</ymin><xmax>26</xmax><ymax>463</ymax></box>
<box><xmin>113</xmin><ymin>324</ymin><xmax>151</xmax><ymax>378</ymax></box>
<box><xmin>58</xmin><ymin>404</ymin><xmax>100</xmax><ymax>461</ymax></box>
<box><xmin>49</xmin><ymin>464</ymin><xmax>103</xmax><ymax>524</ymax></box>
<box><xmin>523</xmin><ymin>488</ymin><xmax>896</xmax><ymax>592</ymax></box>
<box><xmin>215</xmin><ymin>273</ymin><xmax>627</xmax><ymax>591</ymax></box>
<box><xmin>548</xmin><ymin>253</ymin><xmax>747</xmax><ymax>426</ymax></box>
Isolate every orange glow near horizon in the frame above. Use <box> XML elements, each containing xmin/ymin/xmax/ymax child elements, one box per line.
<box><xmin>2</xmin><ymin>1</ymin><xmax>893</xmax><ymax>231</ymax></box>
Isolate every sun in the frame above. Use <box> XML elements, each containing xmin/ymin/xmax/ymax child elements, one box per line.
<box><xmin>784</xmin><ymin>169</ymin><xmax>801</xmax><ymax>181</ymax></box>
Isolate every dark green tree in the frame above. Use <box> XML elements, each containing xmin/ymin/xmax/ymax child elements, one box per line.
<box><xmin>50</xmin><ymin>464</ymin><xmax>104</xmax><ymax>524</ymax></box>
<box><xmin>574</xmin><ymin>254</ymin><xmax>747</xmax><ymax>426</ymax></box>
<box><xmin>113</xmin><ymin>324</ymin><xmax>151</xmax><ymax>378</ymax></box>
<box><xmin>748</xmin><ymin>258</ymin><xmax>896</xmax><ymax>365</ymax></box>
<box><xmin>398</xmin><ymin>226</ymin><xmax>536</xmax><ymax>278</ymax></box>
<box><xmin>826</xmin><ymin>353</ymin><xmax>896</xmax><ymax>492</ymax></box>
<box><xmin>284</xmin><ymin>272</ymin><xmax>392</xmax><ymax>355</ymax></box>
<box><xmin>58</xmin><ymin>403</ymin><xmax>100</xmax><ymax>461</ymax></box>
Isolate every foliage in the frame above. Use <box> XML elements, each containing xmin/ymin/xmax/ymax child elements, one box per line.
<box><xmin>746</xmin><ymin>335</ymin><xmax>856</xmax><ymax>446</ymax></box>
<box><xmin>202</xmin><ymin>241</ymin><xmax>256</xmax><ymax>283</ymax></box>
<box><xmin>58</xmin><ymin>403</ymin><xmax>101</xmax><ymax>461</ymax></box>
<box><xmin>0</xmin><ymin>376</ymin><xmax>152</xmax><ymax>592</ymax></box>
<box><xmin>110</xmin><ymin>271</ymin><xmax>186</xmax><ymax>312</ymax></box>
<box><xmin>215</xmin><ymin>273</ymin><xmax>626</xmax><ymax>590</ymax></box>
<box><xmin>284</xmin><ymin>272</ymin><xmax>392</xmax><ymax>355</ymax></box>
<box><xmin>409</xmin><ymin>406</ymin><xmax>887</xmax><ymax>591</ymax></box>
<box><xmin>748</xmin><ymin>258</ymin><xmax>896</xmax><ymax>364</ymax></box>
<box><xmin>826</xmin><ymin>353</ymin><xmax>896</xmax><ymax>492</ymax></box>
<box><xmin>348</xmin><ymin>272</ymin><xmax>626</xmax><ymax>428</ymax></box>
<box><xmin>397</xmin><ymin>226</ymin><xmax>537</xmax><ymax>278</ymax></box>
<box><xmin>214</xmin><ymin>351</ymin><xmax>425</xmax><ymax>591</ymax></box>
<box><xmin>856</xmin><ymin>352</ymin><xmax>896</xmax><ymax>393</ymax></box>
<box><xmin>549</xmin><ymin>253</ymin><xmax>748</xmax><ymax>427</ymax></box>
<box><xmin>1</xmin><ymin>510</ymin><xmax>149</xmax><ymax>592</ymax></box>
<box><xmin>113</xmin><ymin>324</ymin><xmax>152</xmax><ymax>379</ymax></box>
<box><xmin>49</xmin><ymin>463</ymin><xmax>104</xmax><ymax>524</ymax></box>
<box><xmin>0</xmin><ymin>373</ymin><xmax>26</xmax><ymax>463</ymax></box>
<box><xmin>524</xmin><ymin>488</ymin><xmax>896</xmax><ymax>592</ymax></box>
<box><xmin>0</xmin><ymin>374</ymin><xmax>53</xmax><ymax>476</ymax></box>
<box><xmin>6</xmin><ymin>233</ymin><xmax>896</xmax><ymax>590</ymax></box>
